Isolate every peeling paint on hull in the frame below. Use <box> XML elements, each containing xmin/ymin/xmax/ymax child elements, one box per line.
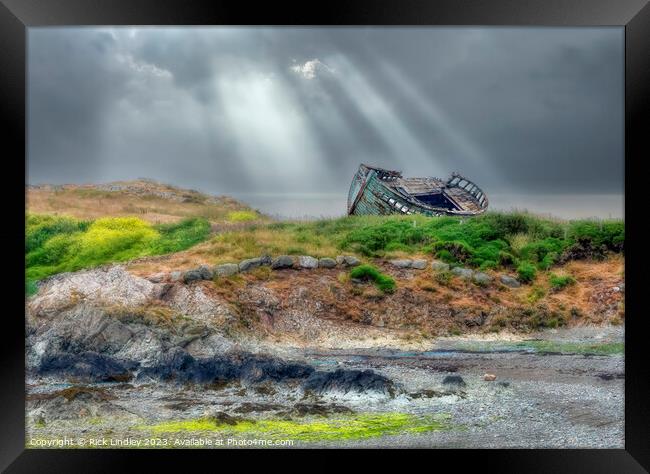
<box><xmin>347</xmin><ymin>164</ymin><xmax>488</xmax><ymax>217</ymax></box>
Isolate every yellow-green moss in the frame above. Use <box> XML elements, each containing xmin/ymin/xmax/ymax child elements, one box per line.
<box><xmin>227</xmin><ymin>211</ymin><xmax>259</xmax><ymax>222</ymax></box>
<box><xmin>136</xmin><ymin>412</ymin><xmax>450</xmax><ymax>442</ymax></box>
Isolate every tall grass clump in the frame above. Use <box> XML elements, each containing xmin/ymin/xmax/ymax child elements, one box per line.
<box><xmin>548</xmin><ymin>273</ymin><xmax>576</xmax><ymax>290</ymax></box>
<box><xmin>349</xmin><ymin>264</ymin><xmax>396</xmax><ymax>293</ymax></box>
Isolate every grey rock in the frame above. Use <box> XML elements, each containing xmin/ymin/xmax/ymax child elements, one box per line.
<box><xmin>214</xmin><ymin>263</ymin><xmax>239</xmax><ymax>277</ymax></box>
<box><xmin>499</xmin><ymin>275</ymin><xmax>521</xmax><ymax>288</ymax></box>
<box><xmin>337</xmin><ymin>255</ymin><xmax>360</xmax><ymax>267</ymax></box>
<box><xmin>318</xmin><ymin>258</ymin><xmax>337</xmax><ymax>268</ymax></box>
<box><xmin>442</xmin><ymin>375</ymin><xmax>467</xmax><ymax>388</ymax></box>
<box><xmin>390</xmin><ymin>259</ymin><xmax>412</xmax><ymax>268</ymax></box>
<box><xmin>198</xmin><ymin>265</ymin><xmax>213</xmax><ymax>280</ymax></box>
<box><xmin>411</xmin><ymin>259</ymin><xmax>427</xmax><ymax>270</ymax></box>
<box><xmin>345</xmin><ymin>256</ymin><xmax>361</xmax><ymax>267</ymax></box>
<box><xmin>239</xmin><ymin>257</ymin><xmax>264</xmax><ymax>272</ymax></box>
<box><xmin>473</xmin><ymin>272</ymin><xmax>493</xmax><ymax>285</ymax></box>
<box><xmin>147</xmin><ymin>273</ymin><xmax>166</xmax><ymax>283</ymax></box>
<box><xmin>431</xmin><ymin>261</ymin><xmax>450</xmax><ymax>272</ymax></box>
<box><xmin>170</xmin><ymin>271</ymin><xmax>182</xmax><ymax>282</ymax></box>
<box><xmin>298</xmin><ymin>256</ymin><xmax>319</xmax><ymax>269</ymax></box>
<box><xmin>271</xmin><ymin>255</ymin><xmax>294</xmax><ymax>269</ymax></box>
<box><xmin>183</xmin><ymin>269</ymin><xmax>204</xmax><ymax>283</ymax></box>
<box><xmin>451</xmin><ymin>267</ymin><xmax>474</xmax><ymax>279</ymax></box>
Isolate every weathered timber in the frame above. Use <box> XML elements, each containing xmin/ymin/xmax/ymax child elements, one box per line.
<box><xmin>347</xmin><ymin>164</ymin><xmax>488</xmax><ymax>217</ymax></box>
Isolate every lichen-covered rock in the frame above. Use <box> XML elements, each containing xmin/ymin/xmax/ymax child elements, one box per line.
<box><xmin>214</xmin><ymin>263</ymin><xmax>239</xmax><ymax>277</ymax></box>
<box><xmin>411</xmin><ymin>259</ymin><xmax>427</xmax><ymax>270</ymax></box>
<box><xmin>271</xmin><ymin>255</ymin><xmax>294</xmax><ymax>269</ymax></box>
<box><xmin>239</xmin><ymin>257</ymin><xmax>265</xmax><ymax>272</ymax></box>
<box><xmin>390</xmin><ymin>259</ymin><xmax>412</xmax><ymax>268</ymax></box>
<box><xmin>198</xmin><ymin>264</ymin><xmax>213</xmax><ymax>280</ymax></box>
<box><xmin>183</xmin><ymin>269</ymin><xmax>204</xmax><ymax>283</ymax></box>
<box><xmin>298</xmin><ymin>256</ymin><xmax>319</xmax><ymax>269</ymax></box>
<box><xmin>431</xmin><ymin>261</ymin><xmax>450</xmax><ymax>272</ymax></box>
<box><xmin>452</xmin><ymin>267</ymin><xmax>474</xmax><ymax>279</ymax></box>
<box><xmin>337</xmin><ymin>255</ymin><xmax>360</xmax><ymax>267</ymax></box>
<box><xmin>318</xmin><ymin>257</ymin><xmax>337</xmax><ymax>268</ymax></box>
<box><xmin>28</xmin><ymin>266</ymin><xmax>158</xmax><ymax>316</ymax></box>
<box><xmin>147</xmin><ymin>273</ymin><xmax>167</xmax><ymax>283</ymax></box>
<box><xmin>473</xmin><ymin>272</ymin><xmax>492</xmax><ymax>285</ymax></box>
<box><xmin>499</xmin><ymin>275</ymin><xmax>521</xmax><ymax>288</ymax></box>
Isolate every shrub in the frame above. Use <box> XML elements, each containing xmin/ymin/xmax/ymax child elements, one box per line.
<box><xmin>25</xmin><ymin>215</ymin><xmax>212</xmax><ymax>286</ymax></box>
<box><xmin>548</xmin><ymin>273</ymin><xmax>576</xmax><ymax>290</ymax></box>
<box><xmin>349</xmin><ymin>264</ymin><xmax>396</xmax><ymax>293</ymax></box>
<box><xmin>227</xmin><ymin>210</ymin><xmax>258</xmax><ymax>222</ymax></box>
<box><xmin>517</xmin><ymin>262</ymin><xmax>537</xmax><ymax>283</ymax></box>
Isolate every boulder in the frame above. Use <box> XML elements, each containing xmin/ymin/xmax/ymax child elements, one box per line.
<box><xmin>442</xmin><ymin>375</ymin><xmax>467</xmax><ymax>388</ymax></box>
<box><xmin>38</xmin><ymin>351</ymin><xmax>138</xmax><ymax>383</ymax></box>
<box><xmin>472</xmin><ymin>272</ymin><xmax>492</xmax><ymax>285</ymax></box>
<box><xmin>451</xmin><ymin>267</ymin><xmax>474</xmax><ymax>279</ymax></box>
<box><xmin>298</xmin><ymin>256</ymin><xmax>319</xmax><ymax>269</ymax></box>
<box><xmin>170</xmin><ymin>271</ymin><xmax>183</xmax><ymax>282</ymax></box>
<box><xmin>499</xmin><ymin>275</ymin><xmax>521</xmax><ymax>288</ymax></box>
<box><xmin>303</xmin><ymin>369</ymin><xmax>395</xmax><ymax>397</ymax></box>
<box><xmin>271</xmin><ymin>255</ymin><xmax>294</xmax><ymax>269</ymax></box>
<box><xmin>431</xmin><ymin>261</ymin><xmax>450</xmax><ymax>272</ymax></box>
<box><xmin>337</xmin><ymin>255</ymin><xmax>361</xmax><ymax>267</ymax></box>
<box><xmin>147</xmin><ymin>273</ymin><xmax>167</xmax><ymax>283</ymax></box>
<box><xmin>198</xmin><ymin>265</ymin><xmax>213</xmax><ymax>280</ymax></box>
<box><xmin>137</xmin><ymin>349</ymin><xmax>315</xmax><ymax>385</ymax></box>
<box><xmin>239</xmin><ymin>257</ymin><xmax>264</xmax><ymax>272</ymax></box>
<box><xmin>214</xmin><ymin>263</ymin><xmax>239</xmax><ymax>277</ymax></box>
<box><xmin>318</xmin><ymin>257</ymin><xmax>337</xmax><ymax>268</ymax></box>
<box><xmin>390</xmin><ymin>259</ymin><xmax>412</xmax><ymax>269</ymax></box>
<box><xmin>411</xmin><ymin>259</ymin><xmax>427</xmax><ymax>270</ymax></box>
<box><xmin>183</xmin><ymin>269</ymin><xmax>204</xmax><ymax>283</ymax></box>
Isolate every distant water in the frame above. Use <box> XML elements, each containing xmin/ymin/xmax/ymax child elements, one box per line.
<box><xmin>230</xmin><ymin>192</ymin><xmax>623</xmax><ymax>221</ymax></box>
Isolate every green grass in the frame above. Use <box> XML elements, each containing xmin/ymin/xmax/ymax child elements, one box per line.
<box><xmin>137</xmin><ymin>412</ymin><xmax>450</xmax><ymax>442</ymax></box>
<box><xmin>257</xmin><ymin>211</ymin><xmax>623</xmax><ymax>272</ymax></box>
<box><xmin>548</xmin><ymin>273</ymin><xmax>576</xmax><ymax>290</ymax></box>
<box><xmin>514</xmin><ymin>340</ymin><xmax>624</xmax><ymax>355</ymax></box>
<box><xmin>26</xmin><ymin>214</ymin><xmax>212</xmax><ymax>287</ymax></box>
<box><xmin>26</xmin><ymin>210</ymin><xmax>624</xmax><ymax>294</ymax></box>
<box><xmin>350</xmin><ymin>264</ymin><xmax>396</xmax><ymax>293</ymax></box>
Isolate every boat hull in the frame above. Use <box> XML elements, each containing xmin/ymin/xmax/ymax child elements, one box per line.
<box><xmin>347</xmin><ymin>164</ymin><xmax>488</xmax><ymax>217</ymax></box>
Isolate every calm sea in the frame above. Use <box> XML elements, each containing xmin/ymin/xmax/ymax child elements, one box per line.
<box><xmin>230</xmin><ymin>192</ymin><xmax>624</xmax><ymax>221</ymax></box>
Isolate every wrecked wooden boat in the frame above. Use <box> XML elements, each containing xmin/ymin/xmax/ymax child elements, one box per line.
<box><xmin>347</xmin><ymin>164</ymin><xmax>488</xmax><ymax>217</ymax></box>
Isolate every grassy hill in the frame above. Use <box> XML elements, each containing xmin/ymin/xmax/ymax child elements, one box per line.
<box><xmin>27</xmin><ymin>179</ymin><xmax>263</xmax><ymax>226</ymax></box>
<box><xmin>26</xmin><ymin>179</ymin><xmax>625</xmax><ymax>325</ymax></box>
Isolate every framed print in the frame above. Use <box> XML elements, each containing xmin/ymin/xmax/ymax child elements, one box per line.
<box><xmin>1</xmin><ymin>0</ymin><xmax>648</xmax><ymax>471</ymax></box>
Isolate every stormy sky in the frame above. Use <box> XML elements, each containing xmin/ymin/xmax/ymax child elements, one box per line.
<box><xmin>27</xmin><ymin>27</ymin><xmax>624</xmax><ymax>217</ymax></box>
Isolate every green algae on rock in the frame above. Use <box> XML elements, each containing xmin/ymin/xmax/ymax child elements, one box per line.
<box><xmin>137</xmin><ymin>412</ymin><xmax>451</xmax><ymax>442</ymax></box>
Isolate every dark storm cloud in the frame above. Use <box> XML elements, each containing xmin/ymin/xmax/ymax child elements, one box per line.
<box><xmin>28</xmin><ymin>27</ymin><xmax>623</xmax><ymax>197</ymax></box>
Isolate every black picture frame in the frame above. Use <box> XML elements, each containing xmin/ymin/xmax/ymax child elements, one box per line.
<box><xmin>2</xmin><ymin>0</ymin><xmax>648</xmax><ymax>471</ymax></box>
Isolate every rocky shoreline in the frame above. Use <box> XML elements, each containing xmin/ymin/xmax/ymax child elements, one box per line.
<box><xmin>26</xmin><ymin>260</ymin><xmax>624</xmax><ymax>448</ymax></box>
